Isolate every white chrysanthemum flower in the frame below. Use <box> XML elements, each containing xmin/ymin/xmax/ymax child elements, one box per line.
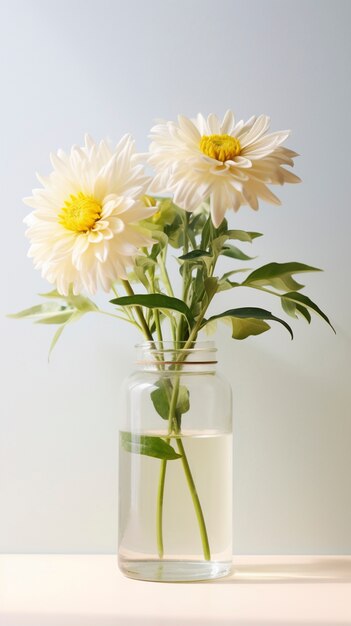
<box><xmin>24</xmin><ymin>135</ymin><xmax>156</xmax><ymax>295</ymax></box>
<box><xmin>148</xmin><ymin>111</ymin><xmax>301</xmax><ymax>227</ymax></box>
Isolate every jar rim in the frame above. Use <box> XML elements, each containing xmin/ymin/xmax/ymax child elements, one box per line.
<box><xmin>135</xmin><ymin>341</ymin><xmax>217</xmax><ymax>367</ymax></box>
<box><xmin>135</xmin><ymin>340</ymin><xmax>217</xmax><ymax>353</ymax></box>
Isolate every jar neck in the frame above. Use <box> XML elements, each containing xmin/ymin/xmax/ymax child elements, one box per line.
<box><xmin>135</xmin><ymin>341</ymin><xmax>218</xmax><ymax>373</ymax></box>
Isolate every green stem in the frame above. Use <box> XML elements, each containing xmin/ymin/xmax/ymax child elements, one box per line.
<box><xmin>156</xmin><ymin>374</ymin><xmax>180</xmax><ymax>558</ymax></box>
<box><xmin>240</xmin><ymin>283</ymin><xmax>284</xmax><ymax>298</ymax></box>
<box><xmin>176</xmin><ymin>438</ymin><xmax>211</xmax><ymax>560</ymax></box>
<box><xmin>98</xmin><ymin>309</ymin><xmax>142</xmax><ymax>330</ymax></box>
<box><xmin>156</xmin><ymin>457</ymin><xmax>168</xmax><ymax>558</ymax></box>
<box><xmin>157</xmin><ymin>217</ymin><xmax>218</xmax><ymax>561</ymax></box>
<box><xmin>121</xmin><ymin>279</ymin><xmax>154</xmax><ymax>341</ymax></box>
<box><xmin>154</xmin><ymin>309</ymin><xmax>163</xmax><ymax>342</ymax></box>
<box><xmin>111</xmin><ymin>284</ymin><xmax>139</xmax><ymax>326</ymax></box>
<box><xmin>159</xmin><ymin>246</ymin><xmax>175</xmax><ymax>298</ymax></box>
<box><xmin>156</xmin><ymin>281</ymin><xmax>214</xmax><ymax>560</ymax></box>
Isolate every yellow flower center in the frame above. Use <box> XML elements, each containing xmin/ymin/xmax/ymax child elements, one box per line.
<box><xmin>58</xmin><ymin>192</ymin><xmax>102</xmax><ymax>232</ymax></box>
<box><xmin>200</xmin><ymin>134</ymin><xmax>241</xmax><ymax>162</ymax></box>
<box><xmin>142</xmin><ymin>194</ymin><xmax>157</xmax><ymax>208</ymax></box>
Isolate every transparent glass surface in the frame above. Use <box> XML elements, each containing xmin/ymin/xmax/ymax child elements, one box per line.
<box><xmin>118</xmin><ymin>342</ymin><xmax>233</xmax><ymax>582</ymax></box>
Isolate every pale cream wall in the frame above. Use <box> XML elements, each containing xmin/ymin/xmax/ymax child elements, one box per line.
<box><xmin>1</xmin><ymin>0</ymin><xmax>350</xmax><ymax>553</ymax></box>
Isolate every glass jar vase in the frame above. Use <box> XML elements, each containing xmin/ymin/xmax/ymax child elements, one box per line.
<box><xmin>118</xmin><ymin>341</ymin><xmax>232</xmax><ymax>582</ymax></box>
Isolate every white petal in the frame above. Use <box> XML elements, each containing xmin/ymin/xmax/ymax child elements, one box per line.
<box><xmin>207</xmin><ymin>113</ymin><xmax>221</xmax><ymax>134</ymax></box>
<box><xmin>210</xmin><ymin>191</ymin><xmax>227</xmax><ymax>227</ymax></box>
<box><xmin>227</xmin><ymin>156</ymin><xmax>252</xmax><ymax>168</ymax></box>
<box><xmin>239</xmin><ymin>114</ymin><xmax>271</xmax><ymax>148</ymax></box>
<box><xmin>220</xmin><ymin>110</ymin><xmax>235</xmax><ymax>134</ymax></box>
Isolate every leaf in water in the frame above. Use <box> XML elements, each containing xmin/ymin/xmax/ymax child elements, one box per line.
<box><xmin>283</xmin><ymin>292</ymin><xmax>335</xmax><ymax>331</ymax></box>
<box><xmin>231</xmin><ymin>317</ymin><xmax>271</xmax><ymax>340</ymax></box>
<box><xmin>176</xmin><ymin>385</ymin><xmax>190</xmax><ymax>417</ymax></box>
<box><xmin>244</xmin><ymin>262</ymin><xmax>322</xmax><ymax>291</ymax></box>
<box><xmin>203</xmin><ymin>307</ymin><xmax>294</xmax><ymax>339</ymax></box>
<box><xmin>120</xmin><ymin>432</ymin><xmax>182</xmax><ymax>460</ymax></box>
<box><xmin>220</xmin><ymin>245</ymin><xmax>255</xmax><ymax>261</ymax></box>
<box><xmin>110</xmin><ymin>294</ymin><xmax>195</xmax><ymax>328</ymax></box>
<box><xmin>151</xmin><ymin>380</ymin><xmax>190</xmax><ymax>421</ymax></box>
<box><xmin>151</xmin><ymin>382</ymin><xmax>170</xmax><ymax>420</ymax></box>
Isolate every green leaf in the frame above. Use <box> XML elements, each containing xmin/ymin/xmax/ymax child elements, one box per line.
<box><xmin>67</xmin><ymin>294</ymin><xmax>98</xmax><ymax>312</ymax></box>
<box><xmin>8</xmin><ymin>302</ymin><xmax>68</xmax><ymax>321</ymax></box>
<box><xmin>151</xmin><ymin>382</ymin><xmax>170</xmax><ymax>420</ymax></box>
<box><xmin>190</xmin><ymin>267</ymin><xmax>206</xmax><ymax>304</ymax></box>
<box><xmin>226</xmin><ymin>230</ymin><xmax>263</xmax><ymax>242</ymax></box>
<box><xmin>282</xmin><ymin>292</ymin><xmax>335</xmax><ymax>332</ymax></box>
<box><xmin>296</xmin><ymin>304</ymin><xmax>311</xmax><ymax>324</ymax></box>
<box><xmin>204</xmin><ymin>277</ymin><xmax>218</xmax><ymax>301</ymax></box>
<box><xmin>151</xmin><ymin>198</ymin><xmax>180</xmax><ymax>227</ymax></box>
<box><xmin>231</xmin><ymin>317</ymin><xmax>271</xmax><ymax>340</ymax></box>
<box><xmin>220</xmin><ymin>245</ymin><xmax>255</xmax><ymax>261</ymax></box>
<box><xmin>281</xmin><ymin>295</ymin><xmax>313</xmax><ymax>324</ymax></box>
<box><xmin>151</xmin><ymin>380</ymin><xmax>190</xmax><ymax>421</ymax></box>
<box><xmin>141</xmin><ymin>219</ymin><xmax>169</xmax><ymax>246</ymax></box>
<box><xmin>151</xmin><ymin>228</ymin><xmax>169</xmax><ymax>249</ymax></box>
<box><xmin>213</xmin><ymin>217</ymin><xmax>229</xmax><ymax>237</ymax></box>
<box><xmin>132</xmin><ymin>266</ymin><xmax>150</xmax><ymax>290</ymax></box>
<box><xmin>281</xmin><ymin>297</ymin><xmax>298</xmax><ymax>319</ymax></box>
<box><xmin>39</xmin><ymin>289</ymin><xmax>98</xmax><ymax>313</ymax></box>
<box><xmin>244</xmin><ymin>262</ymin><xmax>322</xmax><ymax>291</ymax></box>
<box><xmin>221</xmin><ymin>269</ymin><xmax>252</xmax><ymax>280</ymax></box>
<box><xmin>176</xmin><ymin>385</ymin><xmax>190</xmax><ymax>417</ymax></box>
<box><xmin>186</xmin><ymin>225</ymin><xmax>198</xmax><ymax>249</ymax></box>
<box><xmin>217</xmin><ymin>279</ymin><xmax>239</xmax><ymax>292</ymax></box>
<box><xmin>110</xmin><ymin>294</ymin><xmax>195</xmax><ymax>328</ymax></box>
<box><xmin>132</xmin><ymin>257</ymin><xmax>156</xmax><ymax>290</ymax></box>
<box><xmin>203</xmin><ymin>307</ymin><xmax>294</xmax><ymax>339</ymax></box>
<box><xmin>120</xmin><ymin>432</ymin><xmax>182</xmax><ymax>460</ymax></box>
<box><xmin>212</xmin><ymin>231</ymin><xmax>261</xmax><ymax>256</ymax></box>
<box><xmin>179</xmin><ymin>250</ymin><xmax>212</xmax><ymax>261</ymax></box>
<box><xmin>38</xmin><ymin>289</ymin><xmax>62</xmax><ymax>299</ymax></box>
<box><xmin>36</xmin><ymin>311</ymin><xmax>74</xmax><ymax>324</ymax></box>
<box><xmin>200</xmin><ymin>216</ymin><xmax>212</xmax><ymax>249</ymax></box>
<box><xmin>48</xmin><ymin>311</ymin><xmax>82</xmax><ymax>360</ymax></box>
<box><xmin>48</xmin><ymin>324</ymin><xmax>66</xmax><ymax>359</ymax></box>
<box><xmin>218</xmin><ymin>269</ymin><xmax>250</xmax><ymax>292</ymax></box>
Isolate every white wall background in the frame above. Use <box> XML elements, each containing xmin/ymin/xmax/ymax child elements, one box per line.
<box><xmin>1</xmin><ymin>0</ymin><xmax>350</xmax><ymax>554</ymax></box>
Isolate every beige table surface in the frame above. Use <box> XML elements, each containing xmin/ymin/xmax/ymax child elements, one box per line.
<box><xmin>0</xmin><ymin>555</ymin><xmax>350</xmax><ymax>625</ymax></box>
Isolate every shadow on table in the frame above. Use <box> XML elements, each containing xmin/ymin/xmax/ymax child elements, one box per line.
<box><xmin>210</xmin><ymin>557</ymin><xmax>351</xmax><ymax>584</ymax></box>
